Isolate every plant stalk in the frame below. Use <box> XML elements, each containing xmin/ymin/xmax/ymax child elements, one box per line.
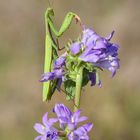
<box><xmin>74</xmin><ymin>67</ymin><xmax>83</xmax><ymax>111</ymax></box>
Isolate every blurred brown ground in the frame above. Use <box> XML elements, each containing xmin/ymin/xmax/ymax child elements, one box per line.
<box><xmin>0</xmin><ymin>0</ymin><xmax>140</xmax><ymax>139</ymax></box>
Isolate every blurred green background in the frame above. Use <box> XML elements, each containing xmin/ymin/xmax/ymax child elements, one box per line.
<box><xmin>0</xmin><ymin>0</ymin><xmax>140</xmax><ymax>139</ymax></box>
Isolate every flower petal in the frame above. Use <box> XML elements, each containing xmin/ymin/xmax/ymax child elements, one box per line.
<box><xmin>72</xmin><ymin>110</ymin><xmax>81</xmax><ymax>121</ymax></box>
<box><xmin>42</xmin><ymin>112</ymin><xmax>48</xmax><ymax>126</ymax></box>
<box><xmin>96</xmin><ymin>58</ymin><xmax>120</xmax><ymax>77</ymax></box>
<box><xmin>106</xmin><ymin>30</ymin><xmax>115</xmax><ymax>41</ymax></box>
<box><xmin>48</xmin><ymin>118</ymin><xmax>58</xmax><ymax>126</ymax></box>
<box><xmin>74</xmin><ymin>123</ymin><xmax>93</xmax><ymax>135</ymax></box>
<box><xmin>83</xmin><ymin>123</ymin><xmax>93</xmax><ymax>132</ymax></box>
<box><xmin>34</xmin><ymin>135</ymin><xmax>42</xmax><ymax>140</ymax></box>
<box><xmin>78</xmin><ymin>116</ymin><xmax>88</xmax><ymax>123</ymax></box>
<box><xmin>80</xmin><ymin>53</ymin><xmax>99</xmax><ymax>63</ymax></box>
<box><xmin>41</xmin><ymin>134</ymin><xmax>46</xmax><ymax>140</ymax></box>
<box><xmin>70</xmin><ymin>42</ymin><xmax>81</xmax><ymax>55</ymax></box>
<box><xmin>67</xmin><ymin>123</ymin><xmax>75</xmax><ymax>131</ymax></box>
<box><xmin>40</xmin><ymin>72</ymin><xmax>55</xmax><ymax>82</ymax></box>
<box><xmin>53</xmin><ymin>69</ymin><xmax>64</xmax><ymax>79</ymax></box>
<box><xmin>54</xmin><ymin>56</ymin><xmax>66</xmax><ymax>68</ymax></box>
<box><xmin>54</xmin><ymin>104</ymin><xmax>72</xmax><ymax>119</ymax></box>
<box><xmin>98</xmin><ymin>80</ymin><xmax>102</xmax><ymax>87</ymax></box>
<box><xmin>34</xmin><ymin>123</ymin><xmax>45</xmax><ymax>135</ymax></box>
<box><xmin>94</xmin><ymin>39</ymin><xmax>107</xmax><ymax>49</ymax></box>
<box><xmin>88</xmin><ymin>72</ymin><xmax>96</xmax><ymax>86</ymax></box>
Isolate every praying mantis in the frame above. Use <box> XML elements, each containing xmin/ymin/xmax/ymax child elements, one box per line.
<box><xmin>43</xmin><ymin>7</ymin><xmax>81</xmax><ymax>101</ymax></box>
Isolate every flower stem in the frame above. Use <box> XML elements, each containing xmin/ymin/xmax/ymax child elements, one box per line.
<box><xmin>74</xmin><ymin>67</ymin><xmax>83</xmax><ymax>111</ymax></box>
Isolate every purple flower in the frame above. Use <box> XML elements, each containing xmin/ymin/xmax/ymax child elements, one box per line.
<box><xmin>88</xmin><ymin>72</ymin><xmax>101</xmax><ymax>87</ymax></box>
<box><xmin>54</xmin><ymin>55</ymin><xmax>66</xmax><ymax>68</ymax></box>
<box><xmin>81</xmin><ymin>28</ymin><xmax>95</xmax><ymax>44</ymax></box>
<box><xmin>53</xmin><ymin>103</ymin><xmax>72</xmax><ymax>129</ymax></box>
<box><xmin>67</xmin><ymin>110</ymin><xmax>88</xmax><ymax>131</ymax></box>
<box><xmin>40</xmin><ymin>55</ymin><xmax>66</xmax><ymax>82</ymax></box>
<box><xmin>34</xmin><ymin>104</ymin><xmax>93</xmax><ymax>139</ymax></box>
<box><xmin>88</xmin><ymin>72</ymin><xmax>96</xmax><ymax>86</ymax></box>
<box><xmin>96</xmin><ymin>57</ymin><xmax>120</xmax><ymax>77</ymax></box>
<box><xmin>53</xmin><ymin>104</ymin><xmax>88</xmax><ymax>130</ymax></box>
<box><xmin>70</xmin><ymin>42</ymin><xmax>81</xmax><ymax>55</ymax></box>
<box><xmin>68</xmin><ymin>123</ymin><xmax>93</xmax><ymax>140</ymax></box>
<box><xmin>80</xmin><ymin>50</ymin><xmax>101</xmax><ymax>63</ymax></box>
<box><xmin>80</xmin><ymin>28</ymin><xmax>120</xmax><ymax>76</ymax></box>
<box><xmin>40</xmin><ymin>69</ymin><xmax>64</xmax><ymax>82</ymax></box>
<box><xmin>34</xmin><ymin>112</ymin><xmax>59</xmax><ymax>140</ymax></box>
<box><xmin>53</xmin><ymin>103</ymin><xmax>92</xmax><ymax>139</ymax></box>
<box><xmin>106</xmin><ymin>30</ymin><xmax>115</xmax><ymax>41</ymax></box>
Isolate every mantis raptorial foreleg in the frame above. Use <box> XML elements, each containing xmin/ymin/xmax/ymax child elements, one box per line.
<box><xmin>43</xmin><ymin>8</ymin><xmax>81</xmax><ymax>101</ymax></box>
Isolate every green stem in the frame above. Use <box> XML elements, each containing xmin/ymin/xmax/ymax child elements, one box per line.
<box><xmin>74</xmin><ymin>67</ymin><xmax>83</xmax><ymax>111</ymax></box>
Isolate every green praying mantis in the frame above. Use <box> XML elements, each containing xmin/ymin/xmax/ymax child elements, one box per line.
<box><xmin>43</xmin><ymin>7</ymin><xmax>82</xmax><ymax>101</ymax></box>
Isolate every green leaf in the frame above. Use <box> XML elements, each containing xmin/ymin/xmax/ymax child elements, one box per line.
<box><xmin>64</xmin><ymin>80</ymin><xmax>75</xmax><ymax>100</ymax></box>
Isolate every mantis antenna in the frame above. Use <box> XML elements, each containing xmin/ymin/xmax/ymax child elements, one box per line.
<box><xmin>51</xmin><ymin>0</ymin><xmax>55</xmax><ymax>7</ymax></box>
<box><xmin>47</xmin><ymin>0</ymin><xmax>51</xmax><ymax>7</ymax></box>
<box><xmin>47</xmin><ymin>0</ymin><xmax>54</xmax><ymax>7</ymax></box>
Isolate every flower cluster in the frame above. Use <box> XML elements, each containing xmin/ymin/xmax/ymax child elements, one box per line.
<box><xmin>79</xmin><ymin>28</ymin><xmax>119</xmax><ymax>77</ymax></box>
<box><xmin>40</xmin><ymin>27</ymin><xmax>120</xmax><ymax>99</ymax></box>
<box><xmin>35</xmin><ymin>9</ymin><xmax>120</xmax><ymax>140</ymax></box>
<box><xmin>34</xmin><ymin>104</ymin><xmax>93</xmax><ymax>140</ymax></box>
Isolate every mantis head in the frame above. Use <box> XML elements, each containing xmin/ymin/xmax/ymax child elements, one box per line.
<box><xmin>47</xmin><ymin>7</ymin><xmax>54</xmax><ymax>17</ymax></box>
